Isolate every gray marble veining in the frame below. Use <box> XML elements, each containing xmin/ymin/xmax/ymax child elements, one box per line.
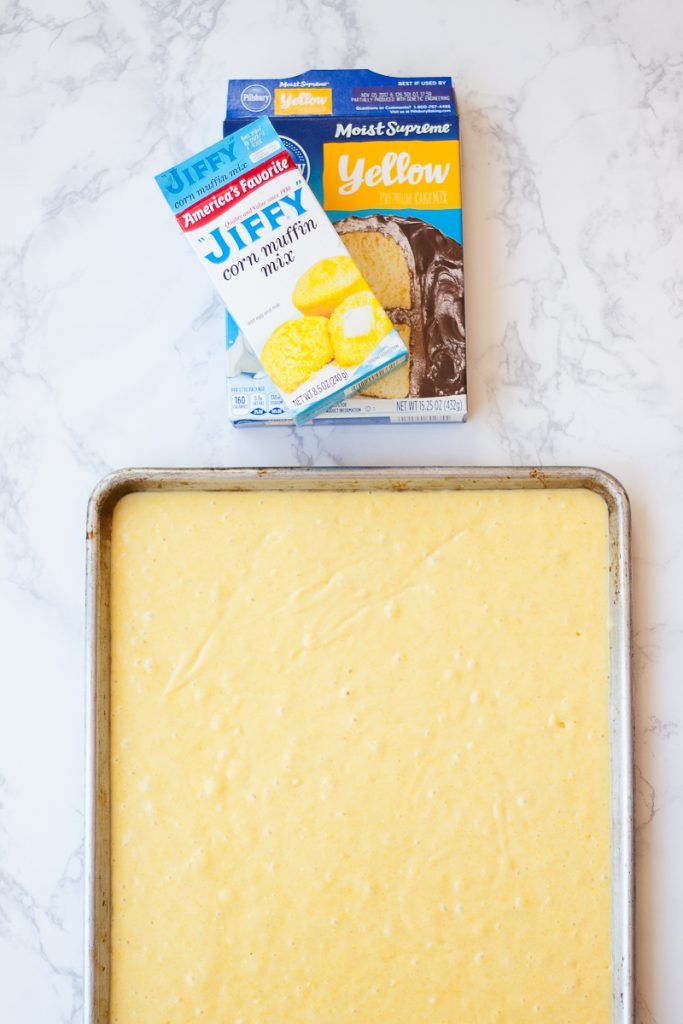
<box><xmin>1</xmin><ymin>0</ymin><xmax>682</xmax><ymax>1020</ymax></box>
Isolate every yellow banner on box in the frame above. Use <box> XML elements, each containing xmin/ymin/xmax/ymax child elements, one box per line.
<box><xmin>323</xmin><ymin>139</ymin><xmax>460</xmax><ymax>211</ymax></box>
<box><xmin>274</xmin><ymin>88</ymin><xmax>332</xmax><ymax>116</ymax></box>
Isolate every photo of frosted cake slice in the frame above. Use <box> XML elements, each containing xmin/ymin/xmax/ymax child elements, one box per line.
<box><xmin>335</xmin><ymin>214</ymin><xmax>466</xmax><ymax>399</ymax></box>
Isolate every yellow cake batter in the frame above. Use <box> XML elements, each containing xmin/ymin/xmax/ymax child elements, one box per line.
<box><xmin>109</xmin><ymin>488</ymin><xmax>612</xmax><ymax>1023</ymax></box>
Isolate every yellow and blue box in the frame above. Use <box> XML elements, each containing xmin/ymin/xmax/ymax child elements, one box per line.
<box><xmin>224</xmin><ymin>70</ymin><xmax>467</xmax><ymax>425</ymax></box>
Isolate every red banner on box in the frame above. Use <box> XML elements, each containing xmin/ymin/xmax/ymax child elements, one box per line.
<box><xmin>176</xmin><ymin>151</ymin><xmax>296</xmax><ymax>232</ymax></box>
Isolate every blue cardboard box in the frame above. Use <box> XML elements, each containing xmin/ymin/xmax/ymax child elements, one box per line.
<box><xmin>223</xmin><ymin>70</ymin><xmax>467</xmax><ymax>425</ymax></box>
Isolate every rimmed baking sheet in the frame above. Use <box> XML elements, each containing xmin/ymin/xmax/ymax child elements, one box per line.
<box><xmin>85</xmin><ymin>467</ymin><xmax>633</xmax><ymax>1023</ymax></box>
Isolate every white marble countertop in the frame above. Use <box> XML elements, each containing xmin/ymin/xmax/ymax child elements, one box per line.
<box><xmin>2</xmin><ymin>0</ymin><xmax>682</xmax><ymax>1020</ymax></box>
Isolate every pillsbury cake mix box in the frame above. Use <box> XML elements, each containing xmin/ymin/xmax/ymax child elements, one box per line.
<box><xmin>224</xmin><ymin>70</ymin><xmax>467</xmax><ymax>425</ymax></box>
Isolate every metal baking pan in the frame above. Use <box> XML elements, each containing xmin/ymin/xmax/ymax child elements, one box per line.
<box><xmin>85</xmin><ymin>466</ymin><xmax>633</xmax><ymax>1023</ymax></box>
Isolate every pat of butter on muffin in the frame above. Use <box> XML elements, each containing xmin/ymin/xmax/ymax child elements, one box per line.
<box><xmin>342</xmin><ymin>305</ymin><xmax>374</xmax><ymax>339</ymax></box>
<box><xmin>329</xmin><ymin>290</ymin><xmax>394</xmax><ymax>367</ymax></box>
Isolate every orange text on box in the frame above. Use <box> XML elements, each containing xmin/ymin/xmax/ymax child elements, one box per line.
<box><xmin>274</xmin><ymin>88</ymin><xmax>332</xmax><ymax>116</ymax></box>
<box><xmin>323</xmin><ymin>139</ymin><xmax>461</xmax><ymax>211</ymax></box>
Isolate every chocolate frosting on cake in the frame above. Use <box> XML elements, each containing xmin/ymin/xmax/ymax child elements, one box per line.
<box><xmin>335</xmin><ymin>214</ymin><xmax>466</xmax><ymax>398</ymax></box>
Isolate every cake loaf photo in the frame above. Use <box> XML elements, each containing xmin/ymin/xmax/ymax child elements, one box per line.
<box><xmin>223</xmin><ymin>70</ymin><xmax>467</xmax><ymax>426</ymax></box>
<box><xmin>336</xmin><ymin>213</ymin><xmax>466</xmax><ymax>400</ymax></box>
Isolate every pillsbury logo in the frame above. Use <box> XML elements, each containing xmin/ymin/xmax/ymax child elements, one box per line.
<box><xmin>279</xmin><ymin>135</ymin><xmax>310</xmax><ymax>181</ymax></box>
<box><xmin>240</xmin><ymin>83</ymin><xmax>271</xmax><ymax>112</ymax></box>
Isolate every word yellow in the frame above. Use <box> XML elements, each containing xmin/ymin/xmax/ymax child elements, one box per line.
<box><xmin>337</xmin><ymin>151</ymin><xmax>450</xmax><ymax>195</ymax></box>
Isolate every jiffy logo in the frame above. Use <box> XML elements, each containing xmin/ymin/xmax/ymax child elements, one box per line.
<box><xmin>200</xmin><ymin>187</ymin><xmax>307</xmax><ymax>264</ymax></box>
<box><xmin>279</xmin><ymin>135</ymin><xmax>310</xmax><ymax>181</ymax></box>
<box><xmin>160</xmin><ymin>142</ymin><xmax>237</xmax><ymax>195</ymax></box>
<box><xmin>240</xmin><ymin>83</ymin><xmax>271</xmax><ymax>112</ymax></box>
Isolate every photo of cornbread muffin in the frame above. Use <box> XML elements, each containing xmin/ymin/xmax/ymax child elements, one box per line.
<box><xmin>292</xmin><ymin>255</ymin><xmax>366</xmax><ymax>317</ymax></box>
<box><xmin>261</xmin><ymin>316</ymin><xmax>333</xmax><ymax>393</ymax></box>
<box><xmin>328</xmin><ymin>290</ymin><xmax>394</xmax><ymax>367</ymax></box>
<box><xmin>335</xmin><ymin>214</ymin><xmax>466</xmax><ymax>398</ymax></box>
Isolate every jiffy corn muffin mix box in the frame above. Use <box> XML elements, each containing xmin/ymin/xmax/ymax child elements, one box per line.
<box><xmin>155</xmin><ymin>117</ymin><xmax>407</xmax><ymax>424</ymax></box>
<box><xmin>224</xmin><ymin>70</ymin><xmax>467</xmax><ymax>425</ymax></box>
